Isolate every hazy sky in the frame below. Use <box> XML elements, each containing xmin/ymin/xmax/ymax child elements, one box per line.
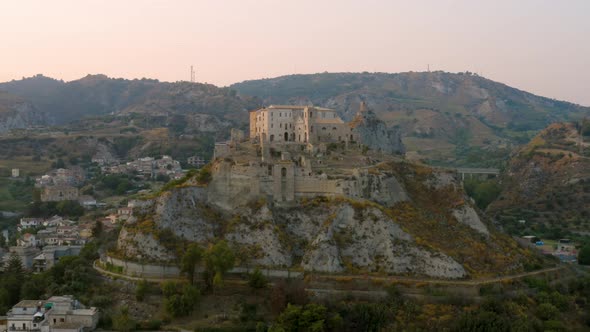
<box><xmin>1</xmin><ymin>0</ymin><xmax>589</xmax><ymax>105</ymax></box>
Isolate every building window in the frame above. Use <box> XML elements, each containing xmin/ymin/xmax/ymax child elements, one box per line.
<box><xmin>270</xmin><ymin>134</ymin><xmax>274</xmax><ymax>142</ymax></box>
<box><xmin>284</xmin><ymin>132</ymin><xmax>289</xmax><ymax>141</ymax></box>
<box><xmin>310</xmin><ymin>112</ymin><xmax>313</xmax><ymax>117</ymax></box>
<box><xmin>271</xmin><ymin>124</ymin><xmax>273</xmax><ymax>128</ymax></box>
<box><xmin>332</xmin><ymin>127</ymin><xmax>337</xmax><ymax>130</ymax></box>
<box><xmin>281</xmin><ymin>167</ymin><xmax>287</xmax><ymax>177</ymax></box>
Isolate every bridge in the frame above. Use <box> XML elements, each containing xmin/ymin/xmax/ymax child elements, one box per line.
<box><xmin>455</xmin><ymin>167</ymin><xmax>500</xmax><ymax>180</ymax></box>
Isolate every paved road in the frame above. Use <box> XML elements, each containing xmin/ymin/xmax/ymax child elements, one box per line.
<box><xmin>311</xmin><ymin>266</ymin><xmax>565</xmax><ymax>287</ymax></box>
<box><xmin>94</xmin><ymin>260</ymin><xmax>565</xmax><ymax>287</ymax></box>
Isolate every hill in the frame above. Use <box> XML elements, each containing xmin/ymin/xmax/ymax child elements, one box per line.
<box><xmin>231</xmin><ymin>72</ymin><xmax>590</xmax><ymax>165</ymax></box>
<box><xmin>0</xmin><ymin>74</ymin><xmax>259</xmax><ymax>126</ymax></box>
<box><xmin>488</xmin><ymin>122</ymin><xmax>590</xmax><ymax>240</ymax></box>
<box><xmin>114</xmin><ymin>138</ymin><xmax>545</xmax><ymax>279</ymax></box>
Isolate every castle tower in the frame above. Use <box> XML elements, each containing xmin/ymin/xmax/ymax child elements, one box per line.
<box><xmin>359</xmin><ymin>100</ymin><xmax>368</xmax><ymax>113</ymax></box>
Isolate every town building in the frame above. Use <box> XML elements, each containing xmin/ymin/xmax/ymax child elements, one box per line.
<box><xmin>116</xmin><ymin>207</ymin><xmax>133</xmax><ymax>221</ymax></box>
<box><xmin>40</xmin><ymin>186</ymin><xmax>79</xmax><ymax>202</ymax></box>
<box><xmin>32</xmin><ymin>246</ymin><xmax>83</xmax><ymax>272</ymax></box>
<box><xmin>18</xmin><ymin>218</ymin><xmax>44</xmax><ymax>232</ymax></box>
<box><xmin>11</xmin><ymin>168</ymin><xmax>20</xmax><ymax>178</ymax></box>
<box><xmin>187</xmin><ymin>155</ymin><xmax>207</xmax><ymax>168</ymax></box>
<box><xmin>77</xmin><ymin>196</ymin><xmax>97</xmax><ymax>208</ymax></box>
<box><xmin>6</xmin><ymin>296</ymin><xmax>98</xmax><ymax>332</ymax></box>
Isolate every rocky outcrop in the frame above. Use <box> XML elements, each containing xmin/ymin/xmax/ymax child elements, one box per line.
<box><xmin>301</xmin><ymin>205</ymin><xmax>466</xmax><ymax>278</ymax></box>
<box><xmin>117</xmin><ymin>227</ymin><xmax>176</xmax><ymax>262</ymax></box>
<box><xmin>351</xmin><ymin>109</ymin><xmax>405</xmax><ymax>155</ymax></box>
<box><xmin>0</xmin><ymin>92</ymin><xmax>48</xmax><ymax>133</ymax></box>
<box><xmin>152</xmin><ymin>187</ymin><xmax>217</xmax><ymax>242</ymax></box>
<box><xmin>117</xmin><ymin>160</ymin><xmax>527</xmax><ymax>279</ymax></box>
<box><xmin>452</xmin><ymin>206</ymin><xmax>489</xmax><ymax>236</ymax></box>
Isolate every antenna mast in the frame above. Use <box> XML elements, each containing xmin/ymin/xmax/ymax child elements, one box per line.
<box><xmin>190</xmin><ymin>65</ymin><xmax>196</xmax><ymax>83</ymax></box>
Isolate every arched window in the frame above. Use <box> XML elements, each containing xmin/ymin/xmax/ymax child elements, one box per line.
<box><xmin>284</xmin><ymin>132</ymin><xmax>289</xmax><ymax>141</ymax></box>
<box><xmin>281</xmin><ymin>167</ymin><xmax>287</xmax><ymax>177</ymax></box>
<box><xmin>270</xmin><ymin>134</ymin><xmax>274</xmax><ymax>142</ymax></box>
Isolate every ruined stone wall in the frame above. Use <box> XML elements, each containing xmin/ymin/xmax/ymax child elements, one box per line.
<box><xmin>294</xmin><ymin>177</ymin><xmax>342</xmax><ymax>196</ymax></box>
<box><xmin>272</xmin><ymin>162</ymin><xmax>295</xmax><ymax>202</ymax></box>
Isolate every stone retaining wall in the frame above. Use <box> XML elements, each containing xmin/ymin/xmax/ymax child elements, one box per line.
<box><xmin>101</xmin><ymin>255</ymin><xmax>303</xmax><ymax>279</ymax></box>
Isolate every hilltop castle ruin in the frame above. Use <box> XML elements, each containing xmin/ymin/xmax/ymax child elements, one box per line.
<box><xmin>209</xmin><ymin>103</ymin><xmax>406</xmax><ymax>208</ymax></box>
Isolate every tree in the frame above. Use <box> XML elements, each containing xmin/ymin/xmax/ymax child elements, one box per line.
<box><xmin>92</xmin><ymin>220</ymin><xmax>103</xmax><ymax>237</ymax></box>
<box><xmin>135</xmin><ymin>279</ymin><xmax>149</xmax><ymax>302</ymax></box>
<box><xmin>162</xmin><ymin>283</ymin><xmax>200</xmax><ymax>317</ymax></box>
<box><xmin>270</xmin><ymin>304</ymin><xmax>338</xmax><ymax>332</ymax></box>
<box><xmin>181</xmin><ymin>244</ymin><xmax>203</xmax><ymax>284</ymax></box>
<box><xmin>248</xmin><ymin>268</ymin><xmax>268</xmax><ymax>293</ymax></box>
<box><xmin>112</xmin><ymin>307</ymin><xmax>136</xmax><ymax>332</ymax></box>
<box><xmin>578</xmin><ymin>244</ymin><xmax>590</xmax><ymax>265</ymax></box>
<box><xmin>5</xmin><ymin>252</ymin><xmax>24</xmax><ymax>276</ymax></box>
<box><xmin>205</xmin><ymin>240</ymin><xmax>235</xmax><ymax>289</ymax></box>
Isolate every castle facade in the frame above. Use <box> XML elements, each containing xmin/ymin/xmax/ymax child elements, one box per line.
<box><xmin>249</xmin><ymin>105</ymin><xmax>355</xmax><ymax>144</ymax></box>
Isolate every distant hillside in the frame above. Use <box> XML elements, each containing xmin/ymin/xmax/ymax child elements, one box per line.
<box><xmin>0</xmin><ymin>74</ymin><xmax>259</xmax><ymax>126</ymax></box>
<box><xmin>232</xmin><ymin>72</ymin><xmax>590</xmax><ymax>164</ymax></box>
<box><xmin>488</xmin><ymin>122</ymin><xmax>590</xmax><ymax>240</ymax></box>
<box><xmin>0</xmin><ymin>91</ymin><xmax>47</xmax><ymax>133</ymax></box>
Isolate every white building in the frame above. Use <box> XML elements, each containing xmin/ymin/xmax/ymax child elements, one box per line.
<box><xmin>6</xmin><ymin>296</ymin><xmax>98</xmax><ymax>332</ymax></box>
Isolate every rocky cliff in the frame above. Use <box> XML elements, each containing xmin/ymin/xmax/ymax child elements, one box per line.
<box><xmin>351</xmin><ymin>108</ymin><xmax>405</xmax><ymax>155</ymax></box>
<box><xmin>0</xmin><ymin>91</ymin><xmax>48</xmax><ymax>133</ymax></box>
<box><xmin>116</xmin><ymin>160</ymin><xmax>538</xmax><ymax>279</ymax></box>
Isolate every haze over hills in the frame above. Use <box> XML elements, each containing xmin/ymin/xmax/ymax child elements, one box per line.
<box><xmin>1</xmin><ymin>71</ymin><xmax>589</xmax><ymax>165</ymax></box>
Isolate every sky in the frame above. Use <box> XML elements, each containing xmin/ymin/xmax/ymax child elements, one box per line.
<box><xmin>1</xmin><ymin>0</ymin><xmax>589</xmax><ymax>105</ymax></box>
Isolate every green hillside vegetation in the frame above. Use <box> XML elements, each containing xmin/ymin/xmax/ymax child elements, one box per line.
<box><xmin>489</xmin><ymin>122</ymin><xmax>590</xmax><ymax>242</ymax></box>
<box><xmin>0</xmin><ymin>74</ymin><xmax>260</xmax><ymax>124</ymax></box>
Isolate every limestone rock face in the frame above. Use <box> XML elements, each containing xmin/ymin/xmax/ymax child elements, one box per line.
<box><xmin>153</xmin><ymin>187</ymin><xmax>216</xmax><ymax>242</ymax></box>
<box><xmin>117</xmin><ymin>227</ymin><xmax>176</xmax><ymax>262</ymax></box>
<box><xmin>0</xmin><ymin>96</ymin><xmax>48</xmax><ymax>133</ymax></box>
<box><xmin>452</xmin><ymin>206</ymin><xmax>489</xmax><ymax>236</ymax></box>
<box><xmin>351</xmin><ymin>110</ymin><xmax>405</xmax><ymax>155</ymax></box>
<box><xmin>301</xmin><ymin>205</ymin><xmax>466</xmax><ymax>278</ymax></box>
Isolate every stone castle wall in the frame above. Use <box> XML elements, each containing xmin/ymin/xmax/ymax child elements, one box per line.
<box><xmin>208</xmin><ymin>159</ymin><xmax>409</xmax><ymax>210</ymax></box>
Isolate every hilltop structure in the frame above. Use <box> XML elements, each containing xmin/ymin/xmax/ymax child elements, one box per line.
<box><xmin>249</xmin><ymin>105</ymin><xmax>354</xmax><ymax>144</ymax></box>
<box><xmin>210</xmin><ymin>103</ymin><xmax>406</xmax><ymax>208</ymax></box>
